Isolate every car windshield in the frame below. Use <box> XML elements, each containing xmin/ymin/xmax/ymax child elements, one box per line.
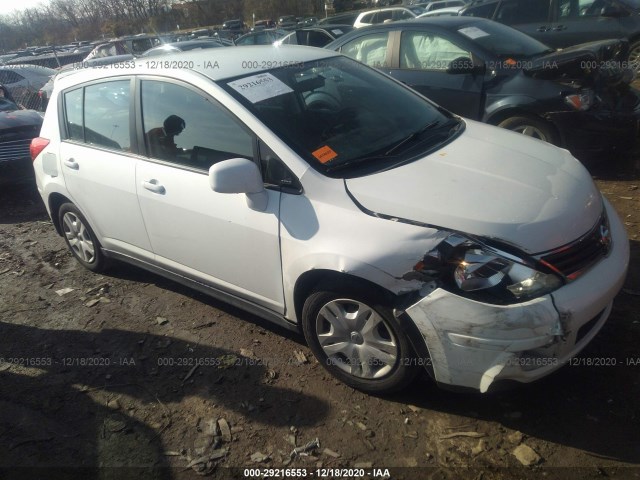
<box><xmin>0</xmin><ymin>97</ymin><xmax>20</xmax><ymax>111</ymax></box>
<box><xmin>221</xmin><ymin>56</ymin><xmax>458</xmax><ymax>176</ymax></box>
<box><xmin>619</xmin><ymin>0</ymin><xmax>640</xmax><ymax>8</ymax></box>
<box><xmin>458</xmin><ymin>21</ymin><xmax>554</xmax><ymax>58</ymax></box>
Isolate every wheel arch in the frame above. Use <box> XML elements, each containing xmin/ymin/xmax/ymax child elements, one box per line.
<box><xmin>48</xmin><ymin>192</ymin><xmax>73</xmax><ymax>236</ymax></box>
<box><xmin>293</xmin><ymin>269</ymin><xmax>397</xmax><ymax>326</ymax></box>
<box><xmin>485</xmin><ymin>108</ymin><xmax>561</xmax><ymax>145</ymax></box>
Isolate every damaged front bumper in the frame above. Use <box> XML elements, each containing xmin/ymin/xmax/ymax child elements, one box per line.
<box><xmin>402</xmin><ymin>200</ymin><xmax>629</xmax><ymax>392</ymax></box>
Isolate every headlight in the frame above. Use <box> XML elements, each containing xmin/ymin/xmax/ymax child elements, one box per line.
<box><xmin>406</xmin><ymin>234</ymin><xmax>563</xmax><ymax>304</ymax></box>
<box><xmin>564</xmin><ymin>90</ymin><xmax>594</xmax><ymax>111</ymax></box>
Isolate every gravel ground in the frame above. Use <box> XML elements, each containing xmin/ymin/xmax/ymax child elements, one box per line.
<box><xmin>0</xmin><ymin>152</ymin><xmax>639</xmax><ymax>480</ymax></box>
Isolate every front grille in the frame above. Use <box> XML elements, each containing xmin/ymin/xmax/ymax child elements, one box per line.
<box><xmin>538</xmin><ymin>213</ymin><xmax>611</xmax><ymax>280</ymax></box>
<box><xmin>0</xmin><ymin>138</ymin><xmax>32</xmax><ymax>163</ymax></box>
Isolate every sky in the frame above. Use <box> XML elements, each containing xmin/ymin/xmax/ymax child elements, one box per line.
<box><xmin>6</xmin><ymin>0</ymin><xmax>47</xmax><ymax>15</ymax></box>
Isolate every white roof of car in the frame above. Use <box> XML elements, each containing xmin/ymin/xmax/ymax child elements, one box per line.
<box><xmin>54</xmin><ymin>46</ymin><xmax>340</xmax><ymax>88</ymax></box>
<box><xmin>418</xmin><ymin>6</ymin><xmax>463</xmax><ymax>16</ymax></box>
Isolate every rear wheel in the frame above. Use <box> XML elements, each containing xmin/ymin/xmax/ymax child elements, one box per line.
<box><xmin>302</xmin><ymin>285</ymin><xmax>420</xmax><ymax>393</ymax></box>
<box><xmin>58</xmin><ymin>203</ymin><xmax>107</xmax><ymax>272</ymax></box>
<box><xmin>497</xmin><ymin>115</ymin><xmax>558</xmax><ymax>145</ymax></box>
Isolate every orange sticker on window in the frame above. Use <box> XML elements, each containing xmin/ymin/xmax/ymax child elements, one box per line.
<box><xmin>312</xmin><ymin>145</ymin><xmax>338</xmax><ymax>164</ymax></box>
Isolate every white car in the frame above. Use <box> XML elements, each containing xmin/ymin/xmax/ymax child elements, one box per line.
<box><xmin>31</xmin><ymin>46</ymin><xmax>629</xmax><ymax>394</ymax></box>
<box><xmin>417</xmin><ymin>6</ymin><xmax>464</xmax><ymax>16</ymax></box>
<box><xmin>354</xmin><ymin>7</ymin><xmax>426</xmax><ymax>28</ymax></box>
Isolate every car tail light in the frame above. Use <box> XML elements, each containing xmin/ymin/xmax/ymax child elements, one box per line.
<box><xmin>30</xmin><ymin>137</ymin><xmax>50</xmax><ymax>161</ymax></box>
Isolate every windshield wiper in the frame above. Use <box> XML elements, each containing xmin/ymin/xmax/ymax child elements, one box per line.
<box><xmin>325</xmin><ymin>118</ymin><xmax>461</xmax><ymax>173</ymax></box>
<box><xmin>384</xmin><ymin>120</ymin><xmax>441</xmax><ymax>156</ymax></box>
<box><xmin>385</xmin><ymin>118</ymin><xmax>460</xmax><ymax>156</ymax></box>
<box><xmin>325</xmin><ymin>154</ymin><xmax>400</xmax><ymax>173</ymax></box>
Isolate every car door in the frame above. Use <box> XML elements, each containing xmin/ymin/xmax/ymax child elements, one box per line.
<box><xmin>388</xmin><ymin>29</ymin><xmax>485</xmax><ymax>119</ymax></box>
<box><xmin>491</xmin><ymin>0</ymin><xmax>556</xmax><ymax>45</ymax></box>
<box><xmin>546</xmin><ymin>0</ymin><xmax>626</xmax><ymax>47</ymax></box>
<box><xmin>134</xmin><ymin>79</ymin><xmax>284</xmax><ymax>313</ymax></box>
<box><xmin>58</xmin><ymin>79</ymin><xmax>153</xmax><ymax>259</ymax></box>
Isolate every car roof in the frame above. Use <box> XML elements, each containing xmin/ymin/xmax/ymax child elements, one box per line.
<box><xmin>358</xmin><ymin>6</ymin><xmax>415</xmax><ymax>14</ymax></box>
<box><xmin>0</xmin><ymin>64</ymin><xmax>57</xmax><ymax>75</ymax></box>
<box><xmin>357</xmin><ymin>15</ymin><xmax>492</xmax><ymax>29</ymax></box>
<box><xmin>55</xmin><ymin>46</ymin><xmax>340</xmax><ymax>87</ymax></box>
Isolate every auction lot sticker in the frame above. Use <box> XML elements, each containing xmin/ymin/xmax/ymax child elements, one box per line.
<box><xmin>228</xmin><ymin>73</ymin><xmax>293</xmax><ymax>103</ymax></box>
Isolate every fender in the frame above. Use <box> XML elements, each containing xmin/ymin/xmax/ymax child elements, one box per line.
<box><xmin>483</xmin><ymin>94</ymin><xmax>541</xmax><ymax>123</ymax></box>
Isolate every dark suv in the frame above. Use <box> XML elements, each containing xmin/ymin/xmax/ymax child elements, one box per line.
<box><xmin>221</xmin><ymin>19</ymin><xmax>245</xmax><ymax>37</ymax></box>
<box><xmin>461</xmin><ymin>0</ymin><xmax>640</xmax><ymax>68</ymax></box>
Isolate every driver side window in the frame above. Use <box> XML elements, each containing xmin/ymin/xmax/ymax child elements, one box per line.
<box><xmin>400</xmin><ymin>32</ymin><xmax>471</xmax><ymax>70</ymax></box>
<box><xmin>140</xmin><ymin>80</ymin><xmax>253</xmax><ymax>170</ymax></box>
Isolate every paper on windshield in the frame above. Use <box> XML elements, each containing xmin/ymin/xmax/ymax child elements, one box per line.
<box><xmin>228</xmin><ymin>73</ymin><xmax>293</xmax><ymax>103</ymax></box>
<box><xmin>458</xmin><ymin>26</ymin><xmax>490</xmax><ymax>40</ymax></box>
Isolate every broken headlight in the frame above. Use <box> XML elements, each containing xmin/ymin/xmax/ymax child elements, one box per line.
<box><xmin>406</xmin><ymin>234</ymin><xmax>563</xmax><ymax>304</ymax></box>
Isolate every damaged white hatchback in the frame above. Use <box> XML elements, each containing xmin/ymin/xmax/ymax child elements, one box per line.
<box><xmin>32</xmin><ymin>47</ymin><xmax>629</xmax><ymax>393</ymax></box>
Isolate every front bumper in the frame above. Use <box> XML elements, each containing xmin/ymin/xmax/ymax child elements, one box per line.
<box><xmin>0</xmin><ymin>155</ymin><xmax>35</xmax><ymax>185</ymax></box>
<box><xmin>404</xmin><ymin>199</ymin><xmax>629</xmax><ymax>392</ymax></box>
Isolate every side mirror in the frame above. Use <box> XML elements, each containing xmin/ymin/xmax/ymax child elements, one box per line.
<box><xmin>446</xmin><ymin>56</ymin><xmax>484</xmax><ymax>75</ymax></box>
<box><xmin>601</xmin><ymin>5</ymin><xmax>626</xmax><ymax>17</ymax></box>
<box><xmin>209</xmin><ymin>158</ymin><xmax>268</xmax><ymax>211</ymax></box>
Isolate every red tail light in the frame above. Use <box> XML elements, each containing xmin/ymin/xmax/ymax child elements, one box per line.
<box><xmin>30</xmin><ymin>137</ymin><xmax>50</xmax><ymax>161</ymax></box>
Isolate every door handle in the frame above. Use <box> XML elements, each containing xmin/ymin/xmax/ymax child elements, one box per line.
<box><xmin>63</xmin><ymin>158</ymin><xmax>79</xmax><ymax>170</ymax></box>
<box><xmin>537</xmin><ymin>25</ymin><xmax>550</xmax><ymax>32</ymax></box>
<box><xmin>142</xmin><ymin>179</ymin><xmax>166</xmax><ymax>194</ymax></box>
<box><xmin>552</xmin><ymin>24</ymin><xmax>567</xmax><ymax>31</ymax></box>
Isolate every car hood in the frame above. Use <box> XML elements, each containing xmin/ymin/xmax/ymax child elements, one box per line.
<box><xmin>524</xmin><ymin>39</ymin><xmax>629</xmax><ymax>83</ymax></box>
<box><xmin>0</xmin><ymin>108</ymin><xmax>43</xmax><ymax>129</ymax></box>
<box><xmin>344</xmin><ymin>120</ymin><xmax>602</xmax><ymax>254</ymax></box>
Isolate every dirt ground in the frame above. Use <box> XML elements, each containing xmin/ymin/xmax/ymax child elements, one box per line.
<box><xmin>1</xmin><ymin>151</ymin><xmax>639</xmax><ymax>480</ymax></box>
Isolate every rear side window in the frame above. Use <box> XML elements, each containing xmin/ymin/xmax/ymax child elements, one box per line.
<box><xmin>361</xmin><ymin>13</ymin><xmax>375</xmax><ymax>23</ymax></box>
<box><xmin>84</xmin><ymin>82</ymin><xmax>131</xmax><ymax>150</ymax></box>
<box><xmin>0</xmin><ymin>70</ymin><xmax>24</xmax><ymax>84</ymax></box>
<box><xmin>496</xmin><ymin>0</ymin><xmax>550</xmax><ymax>23</ymax></box>
<box><xmin>340</xmin><ymin>32</ymin><xmax>390</xmax><ymax>67</ymax></box>
<box><xmin>462</xmin><ymin>3</ymin><xmax>499</xmax><ymax>18</ymax></box>
<box><xmin>62</xmin><ymin>80</ymin><xmax>131</xmax><ymax>151</ymax></box>
<box><xmin>63</xmin><ymin>89</ymin><xmax>83</xmax><ymax>141</ymax></box>
<box><xmin>376</xmin><ymin>11</ymin><xmax>394</xmax><ymax>23</ymax></box>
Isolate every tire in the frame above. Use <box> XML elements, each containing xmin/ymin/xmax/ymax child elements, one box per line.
<box><xmin>58</xmin><ymin>203</ymin><xmax>107</xmax><ymax>273</ymax></box>
<box><xmin>497</xmin><ymin>115</ymin><xmax>558</xmax><ymax>146</ymax></box>
<box><xmin>302</xmin><ymin>286</ymin><xmax>420</xmax><ymax>393</ymax></box>
<box><xmin>629</xmin><ymin>41</ymin><xmax>640</xmax><ymax>74</ymax></box>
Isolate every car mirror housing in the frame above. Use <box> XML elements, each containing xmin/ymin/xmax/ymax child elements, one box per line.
<box><xmin>446</xmin><ymin>57</ymin><xmax>484</xmax><ymax>75</ymax></box>
<box><xmin>209</xmin><ymin>158</ymin><xmax>268</xmax><ymax>211</ymax></box>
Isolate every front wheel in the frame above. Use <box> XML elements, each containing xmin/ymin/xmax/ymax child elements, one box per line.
<box><xmin>628</xmin><ymin>41</ymin><xmax>640</xmax><ymax>73</ymax></box>
<box><xmin>58</xmin><ymin>203</ymin><xmax>108</xmax><ymax>273</ymax></box>
<box><xmin>497</xmin><ymin>115</ymin><xmax>558</xmax><ymax>145</ymax></box>
<box><xmin>302</xmin><ymin>288</ymin><xmax>420</xmax><ymax>393</ymax></box>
